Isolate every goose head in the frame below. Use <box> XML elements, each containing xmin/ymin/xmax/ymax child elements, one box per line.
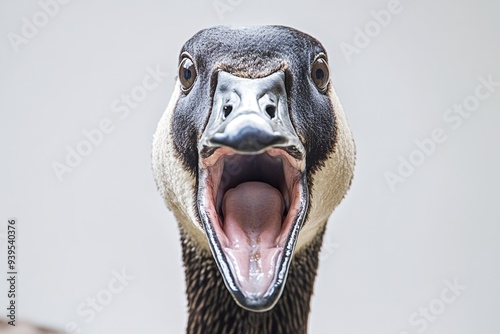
<box><xmin>152</xmin><ymin>25</ymin><xmax>355</xmax><ymax>313</ymax></box>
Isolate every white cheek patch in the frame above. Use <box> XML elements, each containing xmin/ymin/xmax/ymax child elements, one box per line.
<box><xmin>295</xmin><ymin>86</ymin><xmax>356</xmax><ymax>252</ymax></box>
<box><xmin>152</xmin><ymin>83</ymin><xmax>210</xmax><ymax>250</ymax></box>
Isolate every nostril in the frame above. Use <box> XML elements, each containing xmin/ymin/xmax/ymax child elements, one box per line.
<box><xmin>265</xmin><ymin>105</ymin><xmax>276</xmax><ymax>118</ymax></box>
<box><xmin>223</xmin><ymin>105</ymin><xmax>233</xmax><ymax>118</ymax></box>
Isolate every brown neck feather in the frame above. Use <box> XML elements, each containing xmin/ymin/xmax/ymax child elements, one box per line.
<box><xmin>179</xmin><ymin>225</ymin><xmax>326</xmax><ymax>334</ymax></box>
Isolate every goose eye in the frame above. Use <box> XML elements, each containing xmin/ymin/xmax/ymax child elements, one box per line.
<box><xmin>311</xmin><ymin>57</ymin><xmax>330</xmax><ymax>92</ymax></box>
<box><xmin>179</xmin><ymin>57</ymin><xmax>197</xmax><ymax>92</ymax></box>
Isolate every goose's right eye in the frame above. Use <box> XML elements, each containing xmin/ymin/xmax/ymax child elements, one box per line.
<box><xmin>179</xmin><ymin>56</ymin><xmax>197</xmax><ymax>92</ymax></box>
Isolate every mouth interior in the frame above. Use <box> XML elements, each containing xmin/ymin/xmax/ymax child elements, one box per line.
<box><xmin>200</xmin><ymin>149</ymin><xmax>303</xmax><ymax>302</ymax></box>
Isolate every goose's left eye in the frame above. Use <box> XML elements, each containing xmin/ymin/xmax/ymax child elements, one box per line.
<box><xmin>311</xmin><ymin>57</ymin><xmax>330</xmax><ymax>92</ymax></box>
<box><xmin>179</xmin><ymin>57</ymin><xmax>197</xmax><ymax>92</ymax></box>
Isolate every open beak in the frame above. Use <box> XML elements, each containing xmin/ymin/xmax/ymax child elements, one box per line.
<box><xmin>197</xmin><ymin>71</ymin><xmax>308</xmax><ymax>312</ymax></box>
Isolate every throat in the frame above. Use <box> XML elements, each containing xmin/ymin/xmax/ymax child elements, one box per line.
<box><xmin>179</xmin><ymin>224</ymin><xmax>326</xmax><ymax>334</ymax></box>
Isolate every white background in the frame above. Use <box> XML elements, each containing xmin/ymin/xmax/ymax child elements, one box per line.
<box><xmin>1</xmin><ymin>0</ymin><xmax>499</xmax><ymax>333</ymax></box>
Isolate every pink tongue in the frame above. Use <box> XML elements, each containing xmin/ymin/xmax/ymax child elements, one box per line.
<box><xmin>222</xmin><ymin>181</ymin><xmax>284</xmax><ymax>298</ymax></box>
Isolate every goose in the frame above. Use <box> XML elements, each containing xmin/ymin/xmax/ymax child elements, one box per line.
<box><xmin>152</xmin><ymin>25</ymin><xmax>355</xmax><ymax>334</ymax></box>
